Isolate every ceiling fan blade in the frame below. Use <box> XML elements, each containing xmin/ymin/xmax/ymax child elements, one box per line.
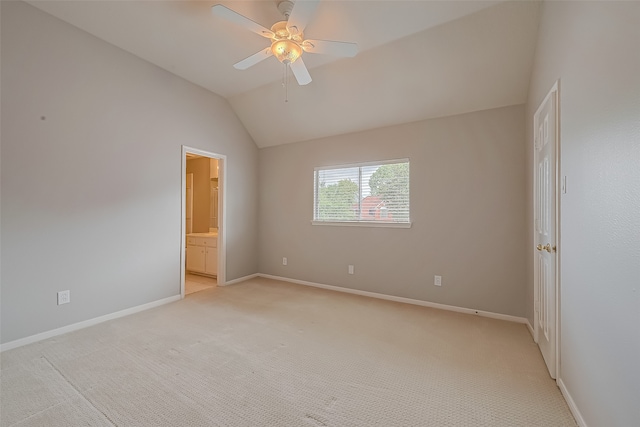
<box><xmin>302</xmin><ymin>39</ymin><xmax>358</xmax><ymax>57</ymax></box>
<box><xmin>211</xmin><ymin>5</ymin><xmax>274</xmax><ymax>39</ymax></box>
<box><xmin>286</xmin><ymin>0</ymin><xmax>320</xmax><ymax>36</ymax></box>
<box><xmin>233</xmin><ymin>48</ymin><xmax>273</xmax><ymax>70</ymax></box>
<box><xmin>290</xmin><ymin>58</ymin><xmax>312</xmax><ymax>85</ymax></box>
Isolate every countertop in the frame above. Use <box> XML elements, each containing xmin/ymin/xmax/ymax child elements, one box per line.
<box><xmin>187</xmin><ymin>231</ymin><xmax>218</xmax><ymax>238</ymax></box>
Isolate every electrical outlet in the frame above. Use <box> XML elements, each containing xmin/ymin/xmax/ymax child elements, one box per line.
<box><xmin>57</xmin><ymin>290</ymin><xmax>70</xmax><ymax>305</ymax></box>
<box><xmin>434</xmin><ymin>275</ymin><xmax>442</xmax><ymax>287</ymax></box>
<box><xmin>282</xmin><ymin>257</ymin><xmax>287</xmax><ymax>266</ymax></box>
<box><xmin>348</xmin><ymin>265</ymin><xmax>354</xmax><ymax>275</ymax></box>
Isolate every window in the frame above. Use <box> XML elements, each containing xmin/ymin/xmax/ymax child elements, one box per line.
<box><xmin>313</xmin><ymin>159</ymin><xmax>410</xmax><ymax>226</ymax></box>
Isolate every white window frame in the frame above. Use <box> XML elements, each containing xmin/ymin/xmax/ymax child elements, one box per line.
<box><xmin>312</xmin><ymin>158</ymin><xmax>412</xmax><ymax>228</ymax></box>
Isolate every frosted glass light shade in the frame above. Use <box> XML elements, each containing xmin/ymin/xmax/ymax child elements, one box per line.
<box><xmin>271</xmin><ymin>40</ymin><xmax>302</xmax><ymax>64</ymax></box>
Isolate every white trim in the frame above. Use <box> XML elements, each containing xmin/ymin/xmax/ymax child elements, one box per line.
<box><xmin>221</xmin><ymin>273</ymin><xmax>259</xmax><ymax>286</ymax></box>
<box><xmin>554</xmin><ymin>81</ymin><xmax>563</xmax><ymax>382</ymax></box>
<box><xmin>526</xmin><ymin>320</ymin><xmax>535</xmax><ymax>339</ymax></box>
<box><xmin>181</xmin><ymin>146</ymin><xmax>227</xmax><ymax>290</ymax></box>
<box><xmin>0</xmin><ymin>295</ymin><xmax>181</xmax><ymax>352</ymax></box>
<box><xmin>181</xmin><ymin>148</ymin><xmax>187</xmax><ymax>298</ymax></box>
<box><xmin>258</xmin><ymin>274</ymin><xmax>528</xmax><ymax>324</ymax></box>
<box><xmin>311</xmin><ymin>221</ymin><xmax>412</xmax><ymax>228</ymax></box>
<box><xmin>217</xmin><ymin>156</ymin><xmax>227</xmax><ymax>286</ymax></box>
<box><xmin>558</xmin><ymin>378</ymin><xmax>588</xmax><ymax>427</ymax></box>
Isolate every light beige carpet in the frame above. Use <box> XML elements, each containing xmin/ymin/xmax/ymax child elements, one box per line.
<box><xmin>1</xmin><ymin>278</ymin><xmax>576</xmax><ymax>426</ymax></box>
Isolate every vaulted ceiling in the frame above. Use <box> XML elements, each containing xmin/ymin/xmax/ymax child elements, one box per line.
<box><xmin>26</xmin><ymin>0</ymin><xmax>541</xmax><ymax>148</ymax></box>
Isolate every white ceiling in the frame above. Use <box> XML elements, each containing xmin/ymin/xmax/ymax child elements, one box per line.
<box><xmin>26</xmin><ymin>0</ymin><xmax>541</xmax><ymax>148</ymax></box>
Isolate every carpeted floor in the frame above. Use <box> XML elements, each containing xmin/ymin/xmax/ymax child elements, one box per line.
<box><xmin>0</xmin><ymin>277</ymin><xmax>576</xmax><ymax>426</ymax></box>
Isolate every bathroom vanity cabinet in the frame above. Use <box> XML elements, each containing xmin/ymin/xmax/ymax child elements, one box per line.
<box><xmin>186</xmin><ymin>233</ymin><xmax>217</xmax><ymax>276</ymax></box>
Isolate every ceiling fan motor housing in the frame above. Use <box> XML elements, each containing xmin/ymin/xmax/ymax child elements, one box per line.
<box><xmin>270</xmin><ymin>20</ymin><xmax>303</xmax><ymax>64</ymax></box>
<box><xmin>270</xmin><ymin>21</ymin><xmax>303</xmax><ymax>43</ymax></box>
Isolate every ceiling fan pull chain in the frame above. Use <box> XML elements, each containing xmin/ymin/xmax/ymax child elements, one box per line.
<box><xmin>283</xmin><ymin>63</ymin><xmax>289</xmax><ymax>103</ymax></box>
<box><xmin>286</xmin><ymin>64</ymin><xmax>290</xmax><ymax>103</ymax></box>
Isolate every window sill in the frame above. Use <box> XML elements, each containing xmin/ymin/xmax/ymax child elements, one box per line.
<box><xmin>311</xmin><ymin>221</ymin><xmax>412</xmax><ymax>229</ymax></box>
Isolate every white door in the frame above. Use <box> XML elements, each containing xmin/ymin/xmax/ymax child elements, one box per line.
<box><xmin>534</xmin><ymin>84</ymin><xmax>558</xmax><ymax>379</ymax></box>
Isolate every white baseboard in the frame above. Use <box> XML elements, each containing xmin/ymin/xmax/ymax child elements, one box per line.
<box><xmin>222</xmin><ymin>273</ymin><xmax>259</xmax><ymax>286</ymax></box>
<box><xmin>258</xmin><ymin>274</ymin><xmax>528</xmax><ymax>325</ymax></box>
<box><xmin>558</xmin><ymin>377</ymin><xmax>587</xmax><ymax>427</ymax></box>
<box><xmin>0</xmin><ymin>295</ymin><xmax>181</xmax><ymax>353</ymax></box>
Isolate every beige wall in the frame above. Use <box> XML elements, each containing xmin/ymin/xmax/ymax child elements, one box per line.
<box><xmin>186</xmin><ymin>158</ymin><xmax>210</xmax><ymax>233</ymax></box>
<box><xmin>0</xmin><ymin>1</ymin><xmax>259</xmax><ymax>344</ymax></box>
<box><xmin>259</xmin><ymin>105</ymin><xmax>527</xmax><ymax>317</ymax></box>
<box><xmin>525</xmin><ymin>1</ymin><xmax>640</xmax><ymax>425</ymax></box>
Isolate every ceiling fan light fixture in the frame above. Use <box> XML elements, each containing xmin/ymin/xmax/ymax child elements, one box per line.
<box><xmin>212</xmin><ymin>0</ymin><xmax>358</xmax><ymax>90</ymax></box>
<box><xmin>271</xmin><ymin>39</ymin><xmax>302</xmax><ymax>64</ymax></box>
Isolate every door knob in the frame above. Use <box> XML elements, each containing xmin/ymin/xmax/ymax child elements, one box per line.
<box><xmin>537</xmin><ymin>243</ymin><xmax>556</xmax><ymax>253</ymax></box>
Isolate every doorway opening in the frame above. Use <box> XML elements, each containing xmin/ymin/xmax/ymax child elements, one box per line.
<box><xmin>181</xmin><ymin>146</ymin><xmax>226</xmax><ymax>298</ymax></box>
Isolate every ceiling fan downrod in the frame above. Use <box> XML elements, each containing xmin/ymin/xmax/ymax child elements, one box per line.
<box><xmin>277</xmin><ymin>1</ymin><xmax>294</xmax><ymax>20</ymax></box>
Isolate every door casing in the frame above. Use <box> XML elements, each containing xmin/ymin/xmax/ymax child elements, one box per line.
<box><xmin>181</xmin><ymin>146</ymin><xmax>227</xmax><ymax>297</ymax></box>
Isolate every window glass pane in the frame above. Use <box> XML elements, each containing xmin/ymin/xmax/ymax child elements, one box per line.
<box><xmin>315</xmin><ymin>167</ymin><xmax>359</xmax><ymax>221</ymax></box>
<box><xmin>367</xmin><ymin>162</ymin><xmax>410</xmax><ymax>223</ymax></box>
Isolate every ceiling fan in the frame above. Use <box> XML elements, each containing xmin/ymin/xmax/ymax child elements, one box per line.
<box><xmin>211</xmin><ymin>0</ymin><xmax>358</xmax><ymax>86</ymax></box>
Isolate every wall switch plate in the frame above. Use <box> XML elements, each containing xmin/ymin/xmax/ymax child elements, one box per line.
<box><xmin>434</xmin><ymin>276</ymin><xmax>442</xmax><ymax>286</ymax></box>
<box><xmin>348</xmin><ymin>265</ymin><xmax>354</xmax><ymax>275</ymax></box>
<box><xmin>282</xmin><ymin>257</ymin><xmax>287</xmax><ymax>266</ymax></box>
<box><xmin>57</xmin><ymin>290</ymin><xmax>70</xmax><ymax>305</ymax></box>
